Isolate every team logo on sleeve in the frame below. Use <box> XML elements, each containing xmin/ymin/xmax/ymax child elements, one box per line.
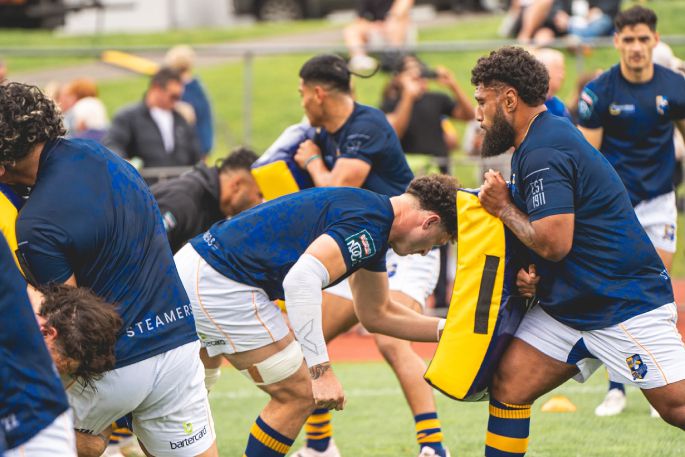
<box><xmin>656</xmin><ymin>95</ymin><xmax>669</xmax><ymax>116</ymax></box>
<box><xmin>344</xmin><ymin>133</ymin><xmax>371</xmax><ymax>154</ymax></box>
<box><xmin>626</xmin><ymin>354</ymin><xmax>648</xmax><ymax>380</ymax></box>
<box><xmin>578</xmin><ymin>88</ymin><xmax>597</xmax><ymax>120</ymax></box>
<box><xmin>345</xmin><ymin>229</ymin><xmax>377</xmax><ymax>265</ymax></box>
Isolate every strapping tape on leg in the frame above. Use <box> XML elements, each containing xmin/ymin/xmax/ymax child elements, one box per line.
<box><xmin>240</xmin><ymin>340</ymin><xmax>304</xmax><ymax>386</ymax></box>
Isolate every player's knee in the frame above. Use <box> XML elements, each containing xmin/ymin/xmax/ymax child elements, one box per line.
<box><xmin>490</xmin><ymin>368</ymin><xmax>534</xmax><ymax>405</ymax></box>
<box><xmin>658</xmin><ymin>405</ymin><xmax>685</xmax><ymax>430</ymax></box>
<box><xmin>375</xmin><ymin>337</ymin><xmax>409</xmax><ymax>366</ymax></box>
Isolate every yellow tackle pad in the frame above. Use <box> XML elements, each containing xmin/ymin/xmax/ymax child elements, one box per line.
<box><xmin>424</xmin><ymin>190</ymin><xmax>529</xmax><ymax>402</ymax></box>
<box><xmin>251</xmin><ymin>160</ymin><xmax>302</xmax><ymax>201</ymax></box>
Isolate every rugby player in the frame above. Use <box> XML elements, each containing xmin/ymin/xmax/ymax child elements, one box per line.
<box><xmin>473</xmin><ymin>46</ymin><xmax>685</xmax><ymax>456</ymax></box>
<box><xmin>1</xmin><ymin>233</ymin><xmax>76</xmax><ymax>456</ymax></box>
<box><xmin>0</xmin><ymin>82</ymin><xmax>218</xmax><ymax>457</ymax></box>
<box><xmin>174</xmin><ymin>175</ymin><xmax>457</xmax><ymax>457</ymax></box>
<box><xmin>292</xmin><ymin>53</ymin><xmax>449</xmax><ymax>457</ymax></box>
<box><xmin>576</xmin><ymin>5</ymin><xmax>685</xmax><ymax>416</ymax></box>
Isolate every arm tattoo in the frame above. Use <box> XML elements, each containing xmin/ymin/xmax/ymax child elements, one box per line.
<box><xmin>309</xmin><ymin>362</ymin><xmax>331</xmax><ymax>380</ymax></box>
<box><xmin>499</xmin><ymin>204</ymin><xmax>539</xmax><ymax>252</ymax></box>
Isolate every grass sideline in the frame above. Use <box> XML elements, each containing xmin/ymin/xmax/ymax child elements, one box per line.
<box><xmin>209</xmin><ymin>360</ymin><xmax>685</xmax><ymax>456</ymax></box>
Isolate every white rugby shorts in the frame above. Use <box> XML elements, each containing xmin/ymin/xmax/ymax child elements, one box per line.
<box><xmin>5</xmin><ymin>411</ymin><xmax>76</xmax><ymax>457</ymax></box>
<box><xmin>324</xmin><ymin>248</ymin><xmax>440</xmax><ymax>308</ymax></box>
<box><xmin>516</xmin><ymin>303</ymin><xmax>685</xmax><ymax>389</ymax></box>
<box><xmin>634</xmin><ymin>191</ymin><xmax>677</xmax><ymax>253</ymax></box>
<box><xmin>175</xmin><ymin>244</ymin><xmax>290</xmax><ymax>357</ymax></box>
<box><xmin>67</xmin><ymin>341</ymin><xmax>215</xmax><ymax>457</ymax></box>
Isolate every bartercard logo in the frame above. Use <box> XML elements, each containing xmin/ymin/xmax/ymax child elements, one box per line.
<box><xmin>170</xmin><ymin>425</ymin><xmax>207</xmax><ymax>449</ymax></box>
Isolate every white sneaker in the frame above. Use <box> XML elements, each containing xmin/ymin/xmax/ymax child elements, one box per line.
<box><xmin>292</xmin><ymin>439</ymin><xmax>341</xmax><ymax>457</ymax></box>
<box><xmin>348</xmin><ymin>55</ymin><xmax>378</xmax><ymax>73</ymax></box>
<box><xmin>650</xmin><ymin>405</ymin><xmax>661</xmax><ymax>418</ymax></box>
<box><xmin>418</xmin><ymin>446</ymin><xmax>451</xmax><ymax>457</ymax></box>
<box><xmin>594</xmin><ymin>389</ymin><xmax>627</xmax><ymax>417</ymax></box>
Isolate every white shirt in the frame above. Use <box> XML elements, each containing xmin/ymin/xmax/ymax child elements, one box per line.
<box><xmin>149</xmin><ymin>107</ymin><xmax>175</xmax><ymax>153</ymax></box>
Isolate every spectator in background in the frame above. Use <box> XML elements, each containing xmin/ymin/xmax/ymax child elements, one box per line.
<box><xmin>532</xmin><ymin>48</ymin><xmax>572</xmax><ymax>119</ymax></box>
<box><xmin>56</xmin><ymin>77</ymin><xmax>99</xmax><ymax>132</ymax></box>
<box><xmin>510</xmin><ymin>0</ymin><xmax>621</xmax><ymax>45</ymax></box>
<box><xmin>164</xmin><ymin>45</ymin><xmax>214</xmax><ymax>157</ymax></box>
<box><xmin>345</xmin><ymin>0</ymin><xmax>415</xmax><ymax>72</ymax></box>
<box><xmin>68</xmin><ymin>97</ymin><xmax>109</xmax><ymax>143</ymax></box>
<box><xmin>380</xmin><ymin>55</ymin><xmax>474</xmax><ymax>311</ymax></box>
<box><xmin>104</xmin><ymin>67</ymin><xmax>202</xmax><ymax>168</ymax></box>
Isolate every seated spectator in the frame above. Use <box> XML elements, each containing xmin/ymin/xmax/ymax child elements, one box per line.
<box><xmin>164</xmin><ymin>45</ymin><xmax>214</xmax><ymax>157</ymax></box>
<box><xmin>68</xmin><ymin>97</ymin><xmax>109</xmax><ymax>142</ymax></box>
<box><xmin>104</xmin><ymin>67</ymin><xmax>202</xmax><ymax>168</ymax></box>
<box><xmin>511</xmin><ymin>0</ymin><xmax>621</xmax><ymax>45</ymax></box>
<box><xmin>345</xmin><ymin>0</ymin><xmax>414</xmax><ymax>72</ymax></box>
<box><xmin>532</xmin><ymin>48</ymin><xmax>572</xmax><ymax>119</ymax></box>
<box><xmin>151</xmin><ymin>147</ymin><xmax>262</xmax><ymax>254</ymax></box>
<box><xmin>559</xmin><ymin>0</ymin><xmax>622</xmax><ymax>43</ymax></box>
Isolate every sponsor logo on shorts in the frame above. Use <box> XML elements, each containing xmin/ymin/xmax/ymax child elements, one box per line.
<box><xmin>345</xmin><ymin>229</ymin><xmax>376</xmax><ymax>265</ymax></box>
<box><xmin>626</xmin><ymin>354</ymin><xmax>648</xmax><ymax>380</ymax></box>
<box><xmin>663</xmin><ymin>224</ymin><xmax>676</xmax><ymax>242</ymax></box>
<box><xmin>170</xmin><ymin>424</ymin><xmax>207</xmax><ymax>449</ymax></box>
<box><xmin>75</xmin><ymin>428</ymin><xmax>95</xmax><ymax>435</ymax></box>
<box><xmin>205</xmin><ymin>339</ymin><xmax>227</xmax><ymax>347</ymax></box>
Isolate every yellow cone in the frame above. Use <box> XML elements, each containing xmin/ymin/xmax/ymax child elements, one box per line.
<box><xmin>540</xmin><ymin>395</ymin><xmax>577</xmax><ymax>413</ymax></box>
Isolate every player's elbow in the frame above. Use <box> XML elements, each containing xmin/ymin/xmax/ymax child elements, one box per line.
<box><xmin>538</xmin><ymin>243</ymin><xmax>571</xmax><ymax>262</ymax></box>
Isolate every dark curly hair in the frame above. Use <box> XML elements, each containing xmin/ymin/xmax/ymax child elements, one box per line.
<box><xmin>615</xmin><ymin>6</ymin><xmax>657</xmax><ymax>32</ymax></box>
<box><xmin>0</xmin><ymin>82</ymin><xmax>65</xmax><ymax>165</ymax></box>
<box><xmin>216</xmin><ymin>146</ymin><xmax>258</xmax><ymax>174</ymax></box>
<box><xmin>406</xmin><ymin>174</ymin><xmax>459</xmax><ymax>241</ymax></box>
<box><xmin>299</xmin><ymin>54</ymin><xmax>352</xmax><ymax>93</ymax></box>
<box><xmin>39</xmin><ymin>285</ymin><xmax>122</xmax><ymax>389</ymax></box>
<box><xmin>471</xmin><ymin>46</ymin><xmax>549</xmax><ymax>107</ymax></box>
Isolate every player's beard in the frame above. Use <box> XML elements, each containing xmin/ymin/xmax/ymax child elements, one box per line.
<box><xmin>481</xmin><ymin>107</ymin><xmax>516</xmax><ymax>158</ymax></box>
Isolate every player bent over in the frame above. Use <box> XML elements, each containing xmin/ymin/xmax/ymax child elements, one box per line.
<box><xmin>473</xmin><ymin>46</ymin><xmax>685</xmax><ymax>456</ymax></box>
<box><xmin>174</xmin><ymin>176</ymin><xmax>457</xmax><ymax>457</ymax></box>
<box><xmin>1</xmin><ymin>234</ymin><xmax>76</xmax><ymax>457</ymax></box>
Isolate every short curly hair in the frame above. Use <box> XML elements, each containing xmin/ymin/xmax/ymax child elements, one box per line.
<box><xmin>0</xmin><ymin>82</ymin><xmax>65</xmax><ymax>165</ymax></box>
<box><xmin>39</xmin><ymin>285</ymin><xmax>122</xmax><ymax>389</ymax></box>
<box><xmin>615</xmin><ymin>6</ymin><xmax>657</xmax><ymax>32</ymax></box>
<box><xmin>406</xmin><ymin>174</ymin><xmax>459</xmax><ymax>241</ymax></box>
<box><xmin>471</xmin><ymin>46</ymin><xmax>549</xmax><ymax>107</ymax></box>
<box><xmin>216</xmin><ymin>146</ymin><xmax>258</xmax><ymax>173</ymax></box>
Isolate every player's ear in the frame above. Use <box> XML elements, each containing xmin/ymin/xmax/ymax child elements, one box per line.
<box><xmin>504</xmin><ymin>88</ymin><xmax>517</xmax><ymax>112</ymax></box>
<box><xmin>423</xmin><ymin>214</ymin><xmax>441</xmax><ymax>230</ymax></box>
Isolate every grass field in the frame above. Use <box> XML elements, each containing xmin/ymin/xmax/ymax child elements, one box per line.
<box><xmin>209</xmin><ymin>359</ymin><xmax>685</xmax><ymax>456</ymax></box>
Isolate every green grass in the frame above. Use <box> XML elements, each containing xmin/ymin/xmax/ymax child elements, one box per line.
<box><xmin>208</xmin><ymin>360</ymin><xmax>685</xmax><ymax>456</ymax></box>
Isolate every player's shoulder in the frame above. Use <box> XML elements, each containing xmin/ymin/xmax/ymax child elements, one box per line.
<box><xmin>654</xmin><ymin>63</ymin><xmax>685</xmax><ymax>87</ymax></box>
<box><xmin>349</xmin><ymin>103</ymin><xmax>391</xmax><ymax>129</ymax></box>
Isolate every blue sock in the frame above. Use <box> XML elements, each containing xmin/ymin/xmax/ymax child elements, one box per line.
<box><xmin>305</xmin><ymin>408</ymin><xmax>332</xmax><ymax>452</ymax></box>
<box><xmin>244</xmin><ymin>416</ymin><xmax>294</xmax><ymax>457</ymax></box>
<box><xmin>485</xmin><ymin>399</ymin><xmax>531</xmax><ymax>457</ymax></box>
<box><xmin>609</xmin><ymin>381</ymin><xmax>625</xmax><ymax>393</ymax></box>
<box><xmin>415</xmin><ymin>412</ymin><xmax>447</xmax><ymax>456</ymax></box>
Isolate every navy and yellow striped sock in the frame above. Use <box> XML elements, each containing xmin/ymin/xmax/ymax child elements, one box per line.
<box><xmin>485</xmin><ymin>399</ymin><xmax>531</xmax><ymax>457</ymax></box>
<box><xmin>108</xmin><ymin>416</ymin><xmax>133</xmax><ymax>446</ymax></box>
<box><xmin>244</xmin><ymin>416</ymin><xmax>294</xmax><ymax>457</ymax></box>
<box><xmin>415</xmin><ymin>412</ymin><xmax>447</xmax><ymax>456</ymax></box>
<box><xmin>608</xmin><ymin>381</ymin><xmax>625</xmax><ymax>393</ymax></box>
<box><xmin>305</xmin><ymin>408</ymin><xmax>333</xmax><ymax>452</ymax></box>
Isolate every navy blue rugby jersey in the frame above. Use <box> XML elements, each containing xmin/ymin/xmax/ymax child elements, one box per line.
<box><xmin>510</xmin><ymin>111</ymin><xmax>673</xmax><ymax>330</ymax></box>
<box><xmin>190</xmin><ymin>187</ymin><xmax>394</xmax><ymax>300</ymax></box>
<box><xmin>578</xmin><ymin>64</ymin><xmax>685</xmax><ymax>206</ymax></box>
<box><xmin>16</xmin><ymin>138</ymin><xmax>197</xmax><ymax>369</ymax></box>
<box><xmin>0</xmin><ymin>233</ymin><xmax>69</xmax><ymax>449</ymax></box>
<box><xmin>316</xmin><ymin>102</ymin><xmax>414</xmax><ymax>197</ymax></box>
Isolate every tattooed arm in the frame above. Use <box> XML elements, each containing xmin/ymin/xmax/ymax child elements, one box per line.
<box><xmin>479</xmin><ymin>170</ymin><xmax>574</xmax><ymax>262</ymax></box>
